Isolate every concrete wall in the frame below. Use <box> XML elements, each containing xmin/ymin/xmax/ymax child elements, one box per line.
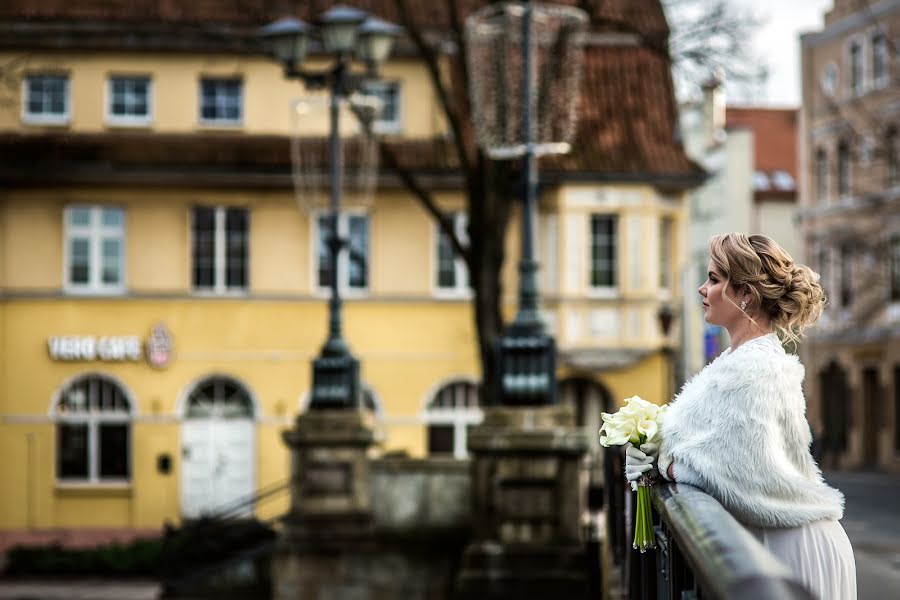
<box><xmin>273</xmin><ymin>457</ymin><xmax>471</xmax><ymax>600</ymax></box>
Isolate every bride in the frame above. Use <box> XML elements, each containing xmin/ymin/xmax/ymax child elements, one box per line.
<box><xmin>626</xmin><ymin>233</ymin><xmax>857</xmax><ymax>599</ymax></box>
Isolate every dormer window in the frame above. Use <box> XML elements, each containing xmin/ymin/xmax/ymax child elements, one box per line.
<box><xmin>23</xmin><ymin>73</ymin><xmax>69</xmax><ymax>125</ymax></box>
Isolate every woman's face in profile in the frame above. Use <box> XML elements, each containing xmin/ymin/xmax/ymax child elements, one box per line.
<box><xmin>698</xmin><ymin>260</ymin><xmax>740</xmax><ymax>327</ymax></box>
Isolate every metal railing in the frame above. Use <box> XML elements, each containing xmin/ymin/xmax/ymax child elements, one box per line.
<box><xmin>603</xmin><ymin>448</ymin><xmax>815</xmax><ymax>600</ymax></box>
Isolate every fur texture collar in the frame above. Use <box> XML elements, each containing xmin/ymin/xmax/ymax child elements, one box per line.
<box><xmin>658</xmin><ymin>334</ymin><xmax>844</xmax><ymax>528</ymax></box>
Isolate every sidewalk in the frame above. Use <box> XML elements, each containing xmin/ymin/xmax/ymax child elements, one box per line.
<box><xmin>824</xmin><ymin>470</ymin><xmax>900</xmax><ymax>600</ymax></box>
<box><xmin>0</xmin><ymin>580</ymin><xmax>160</xmax><ymax>600</ymax></box>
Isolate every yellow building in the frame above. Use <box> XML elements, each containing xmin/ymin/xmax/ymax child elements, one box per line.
<box><xmin>0</xmin><ymin>0</ymin><xmax>702</xmax><ymax>539</ymax></box>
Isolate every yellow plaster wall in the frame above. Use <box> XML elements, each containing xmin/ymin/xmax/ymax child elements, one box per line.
<box><xmin>130</xmin><ymin>423</ymin><xmax>182</xmax><ymax>528</ymax></box>
<box><xmin>127</xmin><ymin>195</ymin><xmax>189</xmax><ymax>293</ymax></box>
<box><xmin>0</xmin><ymin>202</ymin><xmax>7</xmax><ymax>288</ymax></box>
<box><xmin>371</xmin><ymin>192</ymin><xmax>434</xmax><ymax>295</ymax></box>
<box><xmin>0</xmin><ymin>52</ymin><xmax>442</xmax><ymax>139</ymax></box>
<box><xmin>249</xmin><ymin>194</ymin><xmax>309</xmax><ymax>295</ymax></box>
<box><xmin>1</xmin><ymin>186</ymin><xmax>476</xmax><ymax>298</ymax></box>
<box><xmin>0</xmin><ymin>424</ymin><xmax>55</xmax><ymax>529</ymax></box>
<box><xmin>598</xmin><ymin>352</ymin><xmax>669</xmax><ymax>408</ymax></box>
<box><xmin>0</xmin><ymin>293</ymin><xmax>479</xmax><ymax>528</ymax></box>
<box><xmin>2</xmin><ymin>195</ymin><xmax>62</xmax><ymax>290</ymax></box>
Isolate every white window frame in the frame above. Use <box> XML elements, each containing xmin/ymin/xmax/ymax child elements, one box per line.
<box><xmin>53</xmin><ymin>374</ymin><xmax>134</xmax><ymax>486</ymax></box>
<box><xmin>434</xmin><ymin>212</ymin><xmax>470</xmax><ymax>298</ymax></box>
<box><xmin>22</xmin><ymin>73</ymin><xmax>70</xmax><ymax>125</ymax></box>
<box><xmin>423</xmin><ymin>379</ymin><xmax>482</xmax><ymax>459</ymax></box>
<box><xmin>106</xmin><ymin>75</ymin><xmax>153</xmax><ymax>127</ymax></box>
<box><xmin>191</xmin><ymin>206</ymin><xmax>249</xmax><ymax>296</ymax></box>
<box><xmin>198</xmin><ymin>77</ymin><xmax>243</xmax><ymax>126</ymax></box>
<box><xmin>587</xmin><ymin>213</ymin><xmax>619</xmax><ymax>297</ymax></box>
<box><xmin>364</xmin><ymin>80</ymin><xmax>402</xmax><ymax>135</ymax></box>
<box><xmin>63</xmin><ymin>205</ymin><xmax>126</xmax><ymax>295</ymax></box>
<box><xmin>312</xmin><ymin>210</ymin><xmax>370</xmax><ymax>297</ymax></box>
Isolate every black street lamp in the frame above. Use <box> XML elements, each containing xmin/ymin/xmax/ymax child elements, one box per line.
<box><xmin>465</xmin><ymin>2</ymin><xmax>587</xmax><ymax>405</ymax></box>
<box><xmin>260</xmin><ymin>6</ymin><xmax>401</xmax><ymax>410</ymax></box>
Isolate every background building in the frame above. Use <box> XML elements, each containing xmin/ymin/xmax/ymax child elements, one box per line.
<box><xmin>799</xmin><ymin>0</ymin><xmax>900</xmax><ymax>472</ymax></box>
<box><xmin>0</xmin><ymin>0</ymin><xmax>701</xmax><ymax>540</ymax></box>
<box><xmin>679</xmin><ymin>78</ymin><xmax>800</xmax><ymax>377</ymax></box>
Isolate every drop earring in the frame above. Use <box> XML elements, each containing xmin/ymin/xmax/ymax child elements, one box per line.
<box><xmin>739</xmin><ymin>299</ymin><xmax>748</xmax><ymax>311</ymax></box>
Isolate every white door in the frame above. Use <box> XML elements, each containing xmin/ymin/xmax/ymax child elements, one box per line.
<box><xmin>180</xmin><ymin>377</ymin><xmax>256</xmax><ymax>518</ymax></box>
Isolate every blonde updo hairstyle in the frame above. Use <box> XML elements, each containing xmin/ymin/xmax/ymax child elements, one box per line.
<box><xmin>708</xmin><ymin>233</ymin><xmax>826</xmax><ymax>348</ymax></box>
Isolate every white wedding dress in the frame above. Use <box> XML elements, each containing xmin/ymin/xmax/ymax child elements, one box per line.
<box><xmin>745</xmin><ymin>518</ymin><xmax>856</xmax><ymax>599</ymax></box>
<box><xmin>660</xmin><ymin>334</ymin><xmax>857</xmax><ymax>599</ymax></box>
<box><xmin>726</xmin><ymin>336</ymin><xmax>856</xmax><ymax>600</ymax></box>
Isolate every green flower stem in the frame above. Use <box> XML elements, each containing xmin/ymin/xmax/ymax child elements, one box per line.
<box><xmin>633</xmin><ymin>479</ymin><xmax>656</xmax><ymax>552</ymax></box>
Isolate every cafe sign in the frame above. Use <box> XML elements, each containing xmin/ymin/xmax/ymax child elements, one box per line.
<box><xmin>48</xmin><ymin>336</ymin><xmax>142</xmax><ymax>362</ymax></box>
<box><xmin>48</xmin><ymin>323</ymin><xmax>173</xmax><ymax>367</ymax></box>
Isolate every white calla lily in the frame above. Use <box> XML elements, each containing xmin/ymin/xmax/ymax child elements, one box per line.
<box><xmin>598</xmin><ymin>394</ymin><xmax>669</xmax><ymax>554</ymax></box>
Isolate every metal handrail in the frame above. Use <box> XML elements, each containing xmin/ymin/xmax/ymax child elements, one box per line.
<box><xmin>645</xmin><ymin>482</ymin><xmax>815</xmax><ymax>600</ymax></box>
<box><xmin>200</xmin><ymin>478</ymin><xmax>291</xmax><ymax>522</ymax></box>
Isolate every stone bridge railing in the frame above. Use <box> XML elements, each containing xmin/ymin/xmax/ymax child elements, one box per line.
<box><xmin>610</xmin><ymin>482</ymin><xmax>813</xmax><ymax>600</ymax></box>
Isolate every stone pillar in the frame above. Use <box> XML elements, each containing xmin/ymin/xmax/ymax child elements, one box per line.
<box><xmin>456</xmin><ymin>404</ymin><xmax>590</xmax><ymax>598</ymax></box>
<box><xmin>272</xmin><ymin>409</ymin><xmax>376</xmax><ymax>600</ymax></box>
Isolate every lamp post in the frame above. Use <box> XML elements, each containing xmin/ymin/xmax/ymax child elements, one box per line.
<box><xmin>657</xmin><ymin>303</ymin><xmax>675</xmax><ymax>401</ymax></box>
<box><xmin>465</xmin><ymin>2</ymin><xmax>587</xmax><ymax>405</ymax></box>
<box><xmin>259</xmin><ymin>7</ymin><xmax>401</xmax><ymax>410</ymax></box>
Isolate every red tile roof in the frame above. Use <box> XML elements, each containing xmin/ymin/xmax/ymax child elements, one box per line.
<box><xmin>0</xmin><ymin>0</ymin><xmax>702</xmax><ymax>185</ymax></box>
<box><xmin>726</xmin><ymin>107</ymin><xmax>798</xmax><ymax>180</ymax></box>
<box><xmin>0</xmin><ymin>0</ymin><xmax>670</xmax><ymax>39</ymax></box>
<box><xmin>547</xmin><ymin>46</ymin><xmax>699</xmax><ymax>179</ymax></box>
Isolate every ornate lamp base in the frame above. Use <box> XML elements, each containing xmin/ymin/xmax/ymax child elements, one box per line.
<box><xmin>309</xmin><ymin>352</ymin><xmax>361</xmax><ymax>410</ymax></box>
<box><xmin>495</xmin><ymin>327</ymin><xmax>557</xmax><ymax>406</ymax></box>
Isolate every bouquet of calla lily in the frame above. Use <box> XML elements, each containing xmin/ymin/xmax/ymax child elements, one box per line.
<box><xmin>599</xmin><ymin>395</ymin><xmax>668</xmax><ymax>552</ymax></box>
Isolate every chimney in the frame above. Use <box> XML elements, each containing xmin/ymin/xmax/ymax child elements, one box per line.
<box><xmin>701</xmin><ymin>69</ymin><xmax>726</xmax><ymax>147</ymax></box>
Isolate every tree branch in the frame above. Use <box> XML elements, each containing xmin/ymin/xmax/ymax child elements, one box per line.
<box><xmin>380</xmin><ymin>139</ymin><xmax>470</xmax><ymax>262</ymax></box>
<box><xmin>394</xmin><ymin>0</ymin><xmax>472</xmax><ymax>175</ymax></box>
<box><xmin>349</xmin><ymin>103</ymin><xmax>469</xmax><ymax>264</ymax></box>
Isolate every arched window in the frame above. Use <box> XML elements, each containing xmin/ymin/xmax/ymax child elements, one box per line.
<box><xmin>185</xmin><ymin>376</ymin><xmax>254</xmax><ymax>419</ymax></box>
<box><xmin>54</xmin><ymin>374</ymin><xmax>133</xmax><ymax>482</ymax></box>
<box><xmin>425</xmin><ymin>379</ymin><xmax>481</xmax><ymax>458</ymax></box>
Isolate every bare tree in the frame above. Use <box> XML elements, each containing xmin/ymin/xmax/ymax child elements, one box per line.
<box><xmin>663</xmin><ymin>0</ymin><xmax>768</xmax><ymax>99</ymax></box>
<box><xmin>377</xmin><ymin>0</ymin><xmax>516</xmax><ymax>406</ymax></box>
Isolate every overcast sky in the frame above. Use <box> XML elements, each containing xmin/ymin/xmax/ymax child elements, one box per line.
<box><xmin>728</xmin><ymin>0</ymin><xmax>834</xmax><ymax>106</ymax></box>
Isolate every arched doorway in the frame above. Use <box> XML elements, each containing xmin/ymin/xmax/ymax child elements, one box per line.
<box><xmin>180</xmin><ymin>376</ymin><xmax>256</xmax><ymax>518</ymax></box>
<box><xmin>819</xmin><ymin>361</ymin><xmax>850</xmax><ymax>468</ymax></box>
<box><xmin>862</xmin><ymin>367</ymin><xmax>881</xmax><ymax>468</ymax></box>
